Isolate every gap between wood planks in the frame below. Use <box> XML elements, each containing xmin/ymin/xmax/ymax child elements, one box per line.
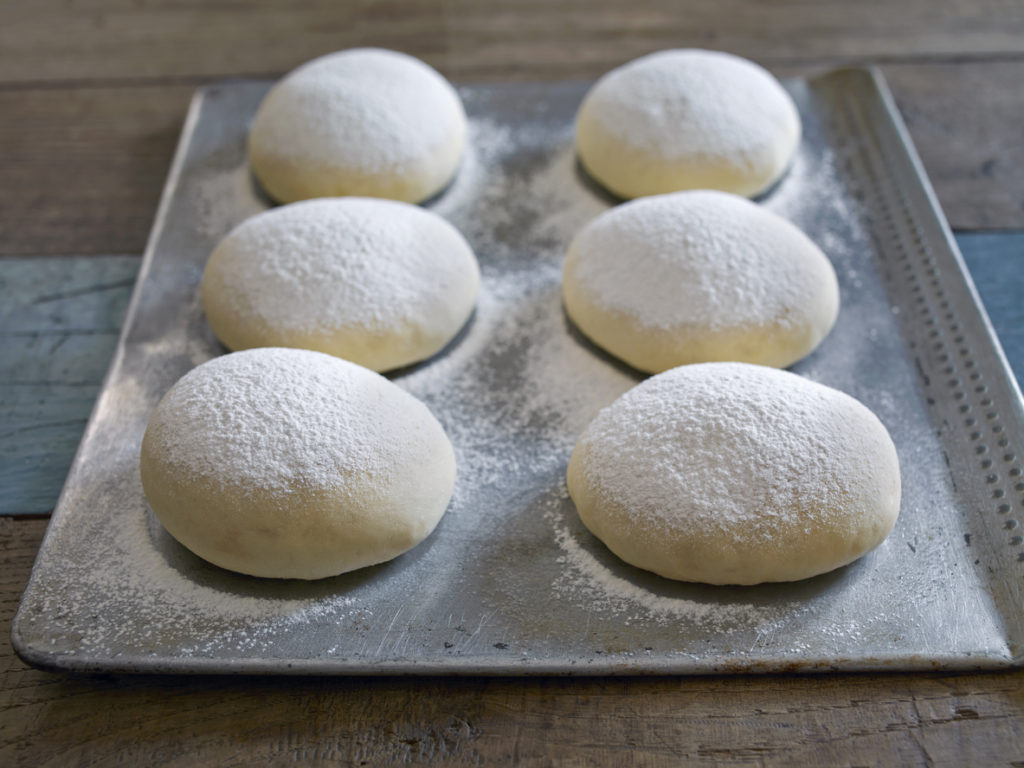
<box><xmin>1</xmin><ymin>51</ymin><xmax>1024</xmax><ymax>92</ymax></box>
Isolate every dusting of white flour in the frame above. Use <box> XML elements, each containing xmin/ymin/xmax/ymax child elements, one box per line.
<box><xmin>250</xmin><ymin>48</ymin><xmax>462</xmax><ymax>175</ymax></box>
<box><xmin>584</xmin><ymin>49</ymin><xmax>797</xmax><ymax>161</ymax></box>
<box><xmin>204</xmin><ymin>197</ymin><xmax>475</xmax><ymax>336</ymax></box>
<box><xmin>567</xmin><ymin>190</ymin><xmax>817</xmax><ymax>330</ymax></box>
<box><xmin>22</xmin><ymin>82</ymin><xmax>901</xmax><ymax>668</ymax></box>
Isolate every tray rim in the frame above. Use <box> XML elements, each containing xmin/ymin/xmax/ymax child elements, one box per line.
<box><xmin>11</xmin><ymin>66</ymin><xmax>1024</xmax><ymax>676</ymax></box>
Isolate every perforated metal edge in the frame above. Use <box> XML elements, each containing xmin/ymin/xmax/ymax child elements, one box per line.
<box><xmin>824</xmin><ymin>68</ymin><xmax>1024</xmax><ymax>662</ymax></box>
<box><xmin>12</xmin><ymin>70</ymin><xmax>1024</xmax><ymax>675</ymax></box>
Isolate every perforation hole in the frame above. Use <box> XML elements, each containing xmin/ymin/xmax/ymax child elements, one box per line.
<box><xmin>852</xmin><ymin>104</ymin><xmax>1018</xmax><ymax>569</ymax></box>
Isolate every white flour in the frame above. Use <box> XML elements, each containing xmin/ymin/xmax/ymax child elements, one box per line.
<box><xmin>250</xmin><ymin>48</ymin><xmax>463</xmax><ymax>175</ymax></box>
<box><xmin>204</xmin><ymin>198</ymin><xmax>477</xmax><ymax>338</ymax></box>
<box><xmin>582</xmin><ymin>49</ymin><xmax>797</xmax><ymax>162</ymax></box>
<box><xmin>144</xmin><ymin>348</ymin><xmax>439</xmax><ymax>494</ymax></box>
<box><xmin>565</xmin><ymin>190</ymin><xmax>823</xmax><ymax>331</ymax></box>
<box><xmin>23</xmin><ymin>81</ymin><xmax>935</xmax><ymax>668</ymax></box>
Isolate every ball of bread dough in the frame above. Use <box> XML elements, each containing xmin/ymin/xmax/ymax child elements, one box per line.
<box><xmin>140</xmin><ymin>348</ymin><xmax>456</xmax><ymax>580</ymax></box>
<box><xmin>567</xmin><ymin>363</ymin><xmax>901</xmax><ymax>585</ymax></box>
<box><xmin>575</xmin><ymin>49</ymin><xmax>801</xmax><ymax>199</ymax></box>
<box><xmin>201</xmin><ymin>197</ymin><xmax>480</xmax><ymax>372</ymax></box>
<box><xmin>562</xmin><ymin>190</ymin><xmax>839</xmax><ymax>373</ymax></box>
<box><xmin>248</xmin><ymin>48</ymin><xmax>467</xmax><ymax>204</ymax></box>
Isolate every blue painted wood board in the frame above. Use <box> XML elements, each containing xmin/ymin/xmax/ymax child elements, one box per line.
<box><xmin>1</xmin><ymin>257</ymin><xmax>138</xmax><ymax>515</ymax></box>
<box><xmin>0</xmin><ymin>234</ymin><xmax>1020</xmax><ymax>515</ymax></box>
<box><xmin>957</xmin><ymin>232</ymin><xmax>1024</xmax><ymax>387</ymax></box>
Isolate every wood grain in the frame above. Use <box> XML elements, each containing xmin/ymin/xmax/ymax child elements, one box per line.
<box><xmin>959</xmin><ymin>233</ymin><xmax>1024</xmax><ymax>385</ymax></box>
<box><xmin>0</xmin><ymin>86</ymin><xmax>192</xmax><ymax>257</ymax></box>
<box><xmin>885</xmin><ymin>62</ymin><xmax>1024</xmax><ymax>231</ymax></box>
<box><xmin>1</xmin><ymin>238</ymin><xmax>1023</xmax><ymax>762</ymax></box>
<box><xmin>2</xmin><ymin>0</ymin><xmax>1023</xmax><ymax>84</ymax></box>
<box><xmin>0</xmin><ymin>257</ymin><xmax>137</xmax><ymax>514</ymax></box>
<box><xmin>3</xmin><ymin>1</ymin><xmax>1024</xmax><ymax>765</ymax></box>
<box><xmin>2</xmin><ymin>237</ymin><xmax>1020</xmax><ymax>519</ymax></box>
<box><xmin>1</xmin><ymin>63</ymin><xmax>1023</xmax><ymax>259</ymax></box>
<box><xmin>2</xmin><ymin>514</ymin><xmax>1024</xmax><ymax>766</ymax></box>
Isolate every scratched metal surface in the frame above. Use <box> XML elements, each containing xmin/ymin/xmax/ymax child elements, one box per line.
<box><xmin>12</xmin><ymin>70</ymin><xmax>1024</xmax><ymax>674</ymax></box>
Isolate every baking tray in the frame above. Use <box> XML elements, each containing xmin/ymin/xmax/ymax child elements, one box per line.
<box><xmin>12</xmin><ymin>69</ymin><xmax>1024</xmax><ymax>675</ymax></box>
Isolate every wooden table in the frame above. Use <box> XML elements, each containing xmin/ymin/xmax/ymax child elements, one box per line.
<box><xmin>2</xmin><ymin>2</ymin><xmax>1023</xmax><ymax>764</ymax></box>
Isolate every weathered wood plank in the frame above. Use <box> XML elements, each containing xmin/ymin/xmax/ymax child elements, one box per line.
<box><xmin>885</xmin><ymin>62</ymin><xmax>1024</xmax><ymax>231</ymax></box>
<box><xmin>0</xmin><ymin>237</ymin><xmax>1019</xmax><ymax>517</ymax></box>
<box><xmin>0</xmin><ymin>239</ymin><xmax>1019</xmax><ymax>757</ymax></box>
<box><xmin>1</xmin><ymin>0</ymin><xmax>1023</xmax><ymax>84</ymax></box>
<box><xmin>1</xmin><ymin>3</ymin><xmax>1022</xmax><ymax>765</ymax></box>
<box><xmin>0</xmin><ymin>257</ymin><xmax>137</xmax><ymax>514</ymax></box>
<box><xmin>0</xmin><ymin>86</ymin><xmax>192</xmax><ymax>257</ymax></box>
<box><xmin>958</xmin><ymin>232</ymin><xmax>1024</xmax><ymax>386</ymax></box>
<box><xmin>0</xmin><ymin>506</ymin><xmax>1022</xmax><ymax>768</ymax></box>
<box><xmin>0</xmin><ymin>62</ymin><xmax>1021</xmax><ymax>259</ymax></box>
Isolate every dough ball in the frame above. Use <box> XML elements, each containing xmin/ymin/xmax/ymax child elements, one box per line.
<box><xmin>567</xmin><ymin>363</ymin><xmax>901</xmax><ymax>585</ymax></box>
<box><xmin>575</xmin><ymin>49</ymin><xmax>801</xmax><ymax>199</ymax></box>
<box><xmin>201</xmin><ymin>197</ymin><xmax>480</xmax><ymax>372</ymax></box>
<box><xmin>562</xmin><ymin>190</ymin><xmax>839</xmax><ymax>373</ymax></box>
<box><xmin>248</xmin><ymin>48</ymin><xmax>467</xmax><ymax>204</ymax></box>
<box><xmin>140</xmin><ymin>348</ymin><xmax>456</xmax><ymax>580</ymax></box>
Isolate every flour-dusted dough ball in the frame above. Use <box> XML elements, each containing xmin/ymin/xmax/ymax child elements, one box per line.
<box><xmin>248</xmin><ymin>48</ymin><xmax>467</xmax><ymax>204</ymax></box>
<box><xmin>140</xmin><ymin>348</ymin><xmax>456</xmax><ymax>580</ymax></box>
<box><xmin>575</xmin><ymin>49</ymin><xmax>801</xmax><ymax>199</ymax></box>
<box><xmin>567</xmin><ymin>363</ymin><xmax>901</xmax><ymax>585</ymax></box>
<box><xmin>201</xmin><ymin>197</ymin><xmax>480</xmax><ymax>372</ymax></box>
<box><xmin>562</xmin><ymin>190</ymin><xmax>838</xmax><ymax>373</ymax></box>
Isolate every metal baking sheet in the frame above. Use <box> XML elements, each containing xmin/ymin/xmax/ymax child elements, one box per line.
<box><xmin>12</xmin><ymin>69</ymin><xmax>1024</xmax><ymax>674</ymax></box>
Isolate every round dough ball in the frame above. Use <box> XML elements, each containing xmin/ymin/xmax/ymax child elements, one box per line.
<box><xmin>248</xmin><ymin>48</ymin><xmax>467</xmax><ymax>204</ymax></box>
<box><xmin>567</xmin><ymin>363</ymin><xmax>901</xmax><ymax>585</ymax></box>
<box><xmin>575</xmin><ymin>49</ymin><xmax>801</xmax><ymax>199</ymax></box>
<box><xmin>562</xmin><ymin>190</ymin><xmax>839</xmax><ymax>372</ymax></box>
<box><xmin>201</xmin><ymin>197</ymin><xmax>480</xmax><ymax>372</ymax></box>
<box><xmin>140</xmin><ymin>348</ymin><xmax>456</xmax><ymax>580</ymax></box>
